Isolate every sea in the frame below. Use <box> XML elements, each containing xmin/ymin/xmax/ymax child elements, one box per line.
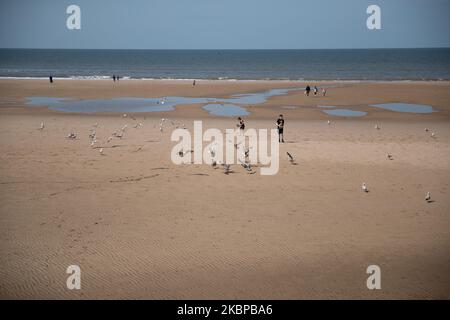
<box><xmin>1</xmin><ymin>48</ymin><xmax>449</xmax><ymax>81</ymax></box>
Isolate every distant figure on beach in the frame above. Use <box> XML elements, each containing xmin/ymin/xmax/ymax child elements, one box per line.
<box><xmin>193</xmin><ymin>80</ymin><xmax>196</xmax><ymax>87</ymax></box>
<box><xmin>314</xmin><ymin>86</ymin><xmax>318</xmax><ymax>96</ymax></box>
<box><xmin>276</xmin><ymin>114</ymin><xmax>285</xmax><ymax>143</ymax></box>
<box><xmin>113</xmin><ymin>75</ymin><xmax>116</xmax><ymax>82</ymax></box>
<box><xmin>117</xmin><ymin>76</ymin><xmax>120</xmax><ymax>82</ymax></box>
<box><xmin>322</xmin><ymin>88</ymin><xmax>327</xmax><ymax>96</ymax></box>
<box><xmin>305</xmin><ymin>85</ymin><xmax>311</xmax><ymax>96</ymax></box>
<box><xmin>237</xmin><ymin>117</ymin><xmax>245</xmax><ymax>132</ymax></box>
<box><xmin>49</xmin><ymin>76</ymin><xmax>53</xmax><ymax>83</ymax></box>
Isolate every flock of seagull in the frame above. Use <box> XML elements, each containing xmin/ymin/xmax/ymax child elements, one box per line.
<box><xmin>37</xmin><ymin>117</ymin><xmax>436</xmax><ymax>202</ymax></box>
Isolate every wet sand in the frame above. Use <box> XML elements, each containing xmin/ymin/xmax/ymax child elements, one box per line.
<box><xmin>0</xmin><ymin>79</ymin><xmax>449</xmax><ymax>299</ymax></box>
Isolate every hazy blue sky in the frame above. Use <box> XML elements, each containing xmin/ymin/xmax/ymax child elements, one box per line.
<box><xmin>1</xmin><ymin>0</ymin><xmax>449</xmax><ymax>49</ymax></box>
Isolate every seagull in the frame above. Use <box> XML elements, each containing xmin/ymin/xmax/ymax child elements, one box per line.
<box><xmin>178</xmin><ymin>149</ymin><xmax>192</xmax><ymax>157</ymax></box>
<box><xmin>287</xmin><ymin>152</ymin><xmax>295</xmax><ymax>163</ymax></box>
<box><xmin>90</xmin><ymin>140</ymin><xmax>96</xmax><ymax>147</ymax></box>
<box><xmin>425</xmin><ymin>128</ymin><xmax>429</xmax><ymax>132</ymax></box>
<box><xmin>222</xmin><ymin>164</ymin><xmax>231</xmax><ymax>175</ymax></box>
<box><xmin>99</xmin><ymin>148</ymin><xmax>104</xmax><ymax>155</ymax></box>
<box><xmin>123</xmin><ymin>114</ymin><xmax>127</xmax><ymax>118</ymax></box>
<box><xmin>107</xmin><ymin>136</ymin><xmax>113</xmax><ymax>143</ymax></box>
<box><xmin>67</xmin><ymin>132</ymin><xmax>77</xmax><ymax>140</ymax></box>
<box><xmin>327</xmin><ymin>120</ymin><xmax>331</xmax><ymax>125</ymax></box>
<box><xmin>39</xmin><ymin>122</ymin><xmax>45</xmax><ymax>131</ymax></box>
<box><xmin>89</xmin><ymin>130</ymin><xmax>96</xmax><ymax>139</ymax></box>
<box><xmin>208</xmin><ymin>144</ymin><xmax>216</xmax><ymax>158</ymax></box>
<box><xmin>431</xmin><ymin>132</ymin><xmax>436</xmax><ymax>138</ymax></box>
<box><xmin>115</xmin><ymin>131</ymin><xmax>123</xmax><ymax>139</ymax></box>
<box><xmin>387</xmin><ymin>153</ymin><xmax>393</xmax><ymax>160</ymax></box>
<box><xmin>425</xmin><ymin>192</ymin><xmax>431</xmax><ymax>202</ymax></box>
<box><xmin>239</xmin><ymin>159</ymin><xmax>252</xmax><ymax>172</ymax></box>
<box><xmin>244</xmin><ymin>147</ymin><xmax>250</xmax><ymax>158</ymax></box>
<box><xmin>362</xmin><ymin>183</ymin><xmax>369</xmax><ymax>193</ymax></box>
<box><xmin>159</xmin><ymin>118</ymin><xmax>165</xmax><ymax>132</ymax></box>
<box><xmin>375</xmin><ymin>124</ymin><xmax>380</xmax><ymax>130</ymax></box>
<box><xmin>121</xmin><ymin>124</ymin><xmax>127</xmax><ymax>131</ymax></box>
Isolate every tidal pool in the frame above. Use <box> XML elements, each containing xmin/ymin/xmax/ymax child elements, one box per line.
<box><xmin>322</xmin><ymin>109</ymin><xmax>367</xmax><ymax>117</ymax></box>
<box><xmin>26</xmin><ymin>87</ymin><xmax>300</xmax><ymax>113</ymax></box>
<box><xmin>202</xmin><ymin>104</ymin><xmax>249</xmax><ymax>117</ymax></box>
<box><xmin>369</xmin><ymin>103</ymin><xmax>436</xmax><ymax>113</ymax></box>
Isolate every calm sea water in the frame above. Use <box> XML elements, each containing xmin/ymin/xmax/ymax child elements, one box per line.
<box><xmin>1</xmin><ymin>48</ymin><xmax>449</xmax><ymax>80</ymax></box>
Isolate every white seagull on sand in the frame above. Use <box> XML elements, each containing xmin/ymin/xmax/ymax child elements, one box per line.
<box><xmin>67</xmin><ymin>132</ymin><xmax>77</xmax><ymax>140</ymax></box>
<box><xmin>425</xmin><ymin>192</ymin><xmax>431</xmax><ymax>202</ymax></box>
<box><xmin>208</xmin><ymin>144</ymin><xmax>217</xmax><ymax>158</ymax></box>
<box><xmin>362</xmin><ymin>183</ymin><xmax>369</xmax><ymax>193</ymax></box>
<box><xmin>39</xmin><ymin>122</ymin><xmax>45</xmax><ymax>131</ymax></box>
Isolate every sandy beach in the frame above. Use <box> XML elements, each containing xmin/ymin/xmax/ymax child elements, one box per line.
<box><xmin>0</xmin><ymin>79</ymin><xmax>449</xmax><ymax>299</ymax></box>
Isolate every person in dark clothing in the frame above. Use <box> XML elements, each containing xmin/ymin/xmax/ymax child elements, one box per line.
<box><xmin>305</xmin><ymin>85</ymin><xmax>311</xmax><ymax>96</ymax></box>
<box><xmin>113</xmin><ymin>75</ymin><xmax>116</xmax><ymax>82</ymax></box>
<box><xmin>49</xmin><ymin>75</ymin><xmax>53</xmax><ymax>83</ymax></box>
<box><xmin>313</xmin><ymin>86</ymin><xmax>318</xmax><ymax>96</ymax></box>
<box><xmin>276</xmin><ymin>114</ymin><xmax>285</xmax><ymax>143</ymax></box>
<box><xmin>237</xmin><ymin>117</ymin><xmax>245</xmax><ymax>132</ymax></box>
<box><xmin>193</xmin><ymin>80</ymin><xmax>196</xmax><ymax>87</ymax></box>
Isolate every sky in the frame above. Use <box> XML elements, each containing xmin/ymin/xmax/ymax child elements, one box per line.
<box><xmin>0</xmin><ymin>0</ymin><xmax>449</xmax><ymax>49</ymax></box>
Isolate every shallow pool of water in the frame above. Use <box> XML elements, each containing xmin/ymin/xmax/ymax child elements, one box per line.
<box><xmin>323</xmin><ymin>109</ymin><xmax>367</xmax><ymax>117</ymax></box>
<box><xmin>26</xmin><ymin>87</ymin><xmax>300</xmax><ymax>113</ymax></box>
<box><xmin>202</xmin><ymin>104</ymin><xmax>250</xmax><ymax>117</ymax></box>
<box><xmin>370</xmin><ymin>103</ymin><xmax>436</xmax><ymax>113</ymax></box>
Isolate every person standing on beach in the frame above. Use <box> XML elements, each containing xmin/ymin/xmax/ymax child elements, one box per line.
<box><xmin>113</xmin><ymin>75</ymin><xmax>116</xmax><ymax>82</ymax></box>
<box><xmin>322</xmin><ymin>88</ymin><xmax>327</xmax><ymax>96</ymax></box>
<box><xmin>49</xmin><ymin>75</ymin><xmax>53</xmax><ymax>83</ymax></box>
<box><xmin>193</xmin><ymin>80</ymin><xmax>196</xmax><ymax>87</ymax></box>
<box><xmin>305</xmin><ymin>85</ymin><xmax>311</xmax><ymax>96</ymax></box>
<box><xmin>276</xmin><ymin>114</ymin><xmax>285</xmax><ymax>143</ymax></box>
<box><xmin>237</xmin><ymin>117</ymin><xmax>245</xmax><ymax>132</ymax></box>
<box><xmin>314</xmin><ymin>86</ymin><xmax>318</xmax><ymax>96</ymax></box>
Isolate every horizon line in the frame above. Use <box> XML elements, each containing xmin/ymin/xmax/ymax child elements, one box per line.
<box><xmin>1</xmin><ymin>46</ymin><xmax>450</xmax><ymax>51</ymax></box>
